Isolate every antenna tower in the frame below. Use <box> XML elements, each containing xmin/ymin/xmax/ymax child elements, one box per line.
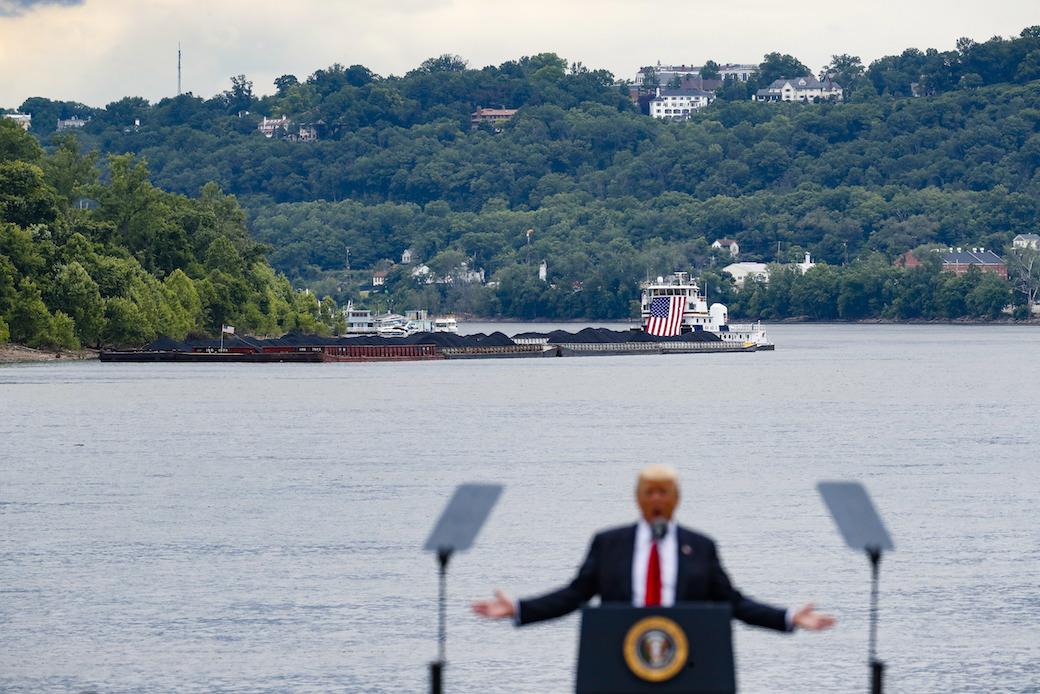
<box><xmin>177</xmin><ymin>42</ymin><xmax>182</xmax><ymax>96</ymax></box>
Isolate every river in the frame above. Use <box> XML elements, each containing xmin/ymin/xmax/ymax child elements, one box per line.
<box><xmin>2</xmin><ymin>323</ymin><xmax>1039</xmax><ymax>693</ymax></box>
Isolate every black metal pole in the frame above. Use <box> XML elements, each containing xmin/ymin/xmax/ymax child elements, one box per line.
<box><xmin>430</xmin><ymin>547</ymin><xmax>452</xmax><ymax>694</ymax></box>
<box><xmin>868</xmin><ymin>547</ymin><xmax>883</xmax><ymax>694</ymax></box>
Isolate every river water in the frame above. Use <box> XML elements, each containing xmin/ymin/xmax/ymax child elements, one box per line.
<box><xmin>2</xmin><ymin>323</ymin><xmax>1039</xmax><ymax>693</ymax></box>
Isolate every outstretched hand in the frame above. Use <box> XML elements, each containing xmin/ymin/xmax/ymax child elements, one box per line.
<box><xmin>472</xmin><ymin>589</ymin><xmax>516</xmax><ymax>619</ymax></box>
<box><xmin>791</xmin><ymin>601</ymin><xmax>835</xmax><ymax>631</ymax></box>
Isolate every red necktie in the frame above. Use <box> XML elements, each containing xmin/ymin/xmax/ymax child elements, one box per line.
<box><xmin>646</xmin><ymin>541</ymin><xmax>661</xmax><ymax>606</ymax></box>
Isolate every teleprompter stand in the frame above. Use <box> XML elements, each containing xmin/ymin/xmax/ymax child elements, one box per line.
<box><xmin>818</xmin><ymin>481</ymin><xmax>894</xmax><ymax>694</ymax></box>
<box><xmin>422</xmin><ymin>483</ymin><xmax>503</xmax><ymax>694</ymax></box>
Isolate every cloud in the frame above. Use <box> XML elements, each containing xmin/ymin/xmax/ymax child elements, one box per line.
<box><xmin>0</xmin><ymin>0</ymin><xmax>83</xmax><ymax>18</ymax></box>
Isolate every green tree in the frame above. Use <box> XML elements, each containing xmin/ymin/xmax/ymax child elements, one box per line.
<box><xmin>162</xmin><ymin>268</ymin><xmax>202</xmax><ymax>339</ymax></box>
<box><xmin>41</xmin><ymin>134</ymin><xmax>99</xmax><ymax>208</ymax></box>
<box><xmin>965</xmin><ymin>271</ymin><xmax>1011</xmax><ymax>317</ymax></box>
<box><xmin>223</xmin><ymin>74</ymin><xmax>255</xmax><ymax>113</ymax></box>
<box><xmin>701</xmin><ymin>60</ymin><xmax>721</xmax><ymax>80</ymax></box>
<box><xmin>49</xmin><ymin>261</ymin><xmax>104</xmax><ymax>345</ymax></box>
<box><xmin>758</xmin><ymin>52</ymin><xmax>812</xmax><ymax>84</ymax></box>
<box><xmin>0</xmin><ymin>116</ymin><xmax>43</xmax><ymax>163</ymax></box>
<box><xmin>8</xmin><ymin>279</ymin><xmax>53</xmax><ymax>345</ymax></box>
<box><xmin>641</xmin><ymin>67</ymin><xmax>660</xmax><ymax>93</ymax></box>
<box><xmin>0</xmin><ymin>160</ymin><xmax>61</xmax><ymax>228</ymax></box>
<box><xmin>821</xmin><ymin>54</ymin><xmax>865</xmax><ymax>100</ymax></box>
<box><xmin>1004</xmin><ymin>246</ymin><xmax>1040</xmax><ymax>308</ymax></box>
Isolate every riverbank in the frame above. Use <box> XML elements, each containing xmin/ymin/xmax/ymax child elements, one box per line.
<box><xmin>0</xmin><ymin>344</ymin><xmax>99</xmax><ymax>363</ymax></box>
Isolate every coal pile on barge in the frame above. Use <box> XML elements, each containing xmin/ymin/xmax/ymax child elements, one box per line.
<box><xmin>104</xmin><ymin>325</ymin><xmax>753</xmax><ymax>363</ymax></box>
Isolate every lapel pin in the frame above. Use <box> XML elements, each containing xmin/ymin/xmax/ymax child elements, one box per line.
<box><xmin>682</xmin><ymin>545</ymin><xmax>692</xmax><ymax>555</ymax></box>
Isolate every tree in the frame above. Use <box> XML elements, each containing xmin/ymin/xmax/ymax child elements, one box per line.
<box><xmin>0</xmin><ymin>116</ymin><xmax>43</xmax><ymax>163</ymax></box>
<box><xmin>701</xmin><ymin>60</ymin><xmax>721</xmax><ymax>80</ymax></box>
<box><xmin>641</xmin><ymin>67</ymin><xmax>660</xmax><ymax>93</ymax></box>
<box><xmin>91</xmin><ymin>155</ymin><xmax>165</xmax><ymax>254</ymax></box>
<box><xmin>41</xmin><ymin>134</ymin><xmax>99</xmax><ymax>208</ymax></box>
<box><xmin>758</xmin><ymin>53</ymin><xmax>812</xmax><ymax>85</ymax></box>
<box><xmin>224</xmin><ymin>74</ymin><xmax>254</xmax><ymax>114</ymax></box>
<box><xmin>49</xmin><ymin>261</ymin><xmax>104</xmax><ymax>345</ymax></box>
<box><xmin>273</xmin><ymin>74</ymin><xmax>299</xmax><ymax>97</ymax></box>
<box><xmin>0</xmin><ymin>160</ymin><xmax>61</xmax><ymax>228</ymax></box>
<box><xmin>821</xmin><ymin>54</ymin><xmax>864</xmax><ymax>100</ymax></box>
<box><xmin>1005</xmin><ymin>246</ymin><xmax>1040</xmax><ymax>308</ymax></box>
<box><xmin>8</xmin><ymin>279</ymin><xmax>54</xmax><ymax>346</ymax></box>
<box><xmin>414</xmin><ymin>54</ymin><xmax>469</xmax><ymax>75</ymax></box>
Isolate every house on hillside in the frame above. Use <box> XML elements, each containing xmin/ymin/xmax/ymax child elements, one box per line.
<box><xmin>634</xmin><ymin>62</ymin><xmax>755</xmax><ymax>87</ymax></box>
<box><xmin>57</xmin><ymin>116</ymin><xmax>88</xmax><ymax>131</ymax></box>
<box><xmin>257</xmin><ymin>116</ymin><xmax>290</xmax><ymax>137</ymax></box>
<box><xmin>4</xmin><ymin>112</ymin><xmax>31</xmax><ymax>130</ymax></box>
<box><xmin>723</xmin><ymin>262</ymin><xmax>769</xmax><ymax>288</ymax></box>
<box><xmin>712</xmin><ymin>238</ymin><xmax>739</xmax><ymax>256</ymax></box>
<box><xmin>1013</xmin><ymin>233</ymin><xmax>1040</xmax><ymax>250</ymax></box>
<box><xmin>470</xmin><ymin>107</ymin><xmax>518</xmax><ymax>130</ymax></box>
<box><xmin>796</xmin><ymin>253</ymin><xmax>816</xmax><ymax>274</ymax></box>
<box><xmin>754</xmin><ymin>76</ymin><xmax>842</xmax><ymax>102</ymax></box>
<box><xmin>648</xmin><ymin>88</ymin><xmax>715</xmax><ymax>120</ymax></box>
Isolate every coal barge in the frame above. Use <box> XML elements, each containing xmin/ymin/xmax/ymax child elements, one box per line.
<box><xmin>99</xmin><ymin>327</ymin><xmax>764</xmax><ymax>363</ymax></box>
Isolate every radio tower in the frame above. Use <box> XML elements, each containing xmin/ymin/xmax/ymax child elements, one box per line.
<box><xmin>177</xmin><ymin>42</ymin><xmax>182</xmax><ymax>95</ymax></box>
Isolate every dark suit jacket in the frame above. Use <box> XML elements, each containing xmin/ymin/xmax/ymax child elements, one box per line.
<box><xmin>517</xmin><ymin>523</ymin><xmax>788</xmax><ymax>631</ymax></box>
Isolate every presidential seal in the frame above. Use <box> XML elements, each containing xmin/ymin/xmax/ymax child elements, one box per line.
<box><xmin>622</xmin><ymin>615</ymin><xmax>689</xmax><ymax>682</ymax></box>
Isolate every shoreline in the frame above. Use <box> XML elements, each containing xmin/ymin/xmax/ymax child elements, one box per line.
<box><xmin>0</xmin><ymin>344</ymin><xmax>100</xmax><ymax>364</ymax></box>
<box><xmin>3</xmin><ymin>317</ymin><xmax>1036</xmax><ymax>363</ymax></box>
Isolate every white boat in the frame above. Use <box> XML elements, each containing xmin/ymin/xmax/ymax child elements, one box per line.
<box><xmin>340</xmin><ymin>304</ymin><xmax>460</xmax><ymax>337</ymax></box>
<box><xmin>432</xmin><ymin>315</ymin><xmax>459</xmax><ymax>333</ymax></box>
<box><xmin>342</xmin><ymin>302</ymin><xmax>376</xmax><ymax>334</ymax></box>
<box><xmin>639</xmin><ymin>272</ymin><xmax>773</xmax><ymax>348</ymax></box>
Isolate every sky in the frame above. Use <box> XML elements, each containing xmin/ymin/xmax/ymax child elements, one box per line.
<box><xmin>1</xmin><ymin>0</ymin><xmax>1038</xmax><ymax>110</ymax></box>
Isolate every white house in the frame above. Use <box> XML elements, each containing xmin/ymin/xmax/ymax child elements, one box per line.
<box><xmin>723</xmin><ymin>262</ymin><xmax>769</xmax><ymax>288</ymax></box>
<box><xmin>754</xmin><ymin>76</ymin><xmax>843</xmax><ymax>102</ymax></box>
<box><xmin>257</xmin><ymin>116</ymin><xmax>289</xmax><ymax>137</ymax></box>
<box><xmin>1013</xmin><ymin>233</ymin><xmax>1040</xmax><ymax>250</ymax></box>
<box><xmin>56</xmin><ymin>116</ymin><xmax>87</xmax><ymax>131</ymax></box>
<box><xmin>718</xmin><ymin>64</ymin><xmax>756</xmax><ymax>82</ymax></box>
<box><xmin>4</xmin><ymin>112</ymin><xmax>31</xmax><ymax>130</ymax></box>
<box><xmin>648</xmin><ymin>88</ymin><xmax>715</xmax><ymax>120</ymax></box>
<box><xmin>635</xmin><ymin>62</ymin><xmax>755</xmax><ymax>86</ymax></box>
<box><xmin>712</xmin><ymin>238</ymin><xmax>739</xmax><ymax>256</ymax></box>
<box><xmin>796</xmin><ymin>253</ymin><xmax>816</xmax><ymax>274</ymax></box>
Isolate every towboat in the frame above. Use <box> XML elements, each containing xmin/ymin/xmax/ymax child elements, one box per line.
<box><xmin>639</xmin><ymin>272</ymin><xmax>773</xmax><ymax>349</ymax></box>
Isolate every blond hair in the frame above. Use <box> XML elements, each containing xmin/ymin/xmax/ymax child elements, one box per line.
<box><xmin>637</xmin><ymin>464</ymin><xmax>680</xmax><ymax>491</ymax></box>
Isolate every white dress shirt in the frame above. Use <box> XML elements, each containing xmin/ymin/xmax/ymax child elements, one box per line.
<box><xmin>631</xmin><ymin>517</ymin><xmax>678</xmax><ymax>607</ymax></box>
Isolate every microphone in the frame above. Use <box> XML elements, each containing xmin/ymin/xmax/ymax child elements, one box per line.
<box><xmin>651</xmin><ymin>517</ymin><xmax>668</xmax><ymax>541</ymax></box>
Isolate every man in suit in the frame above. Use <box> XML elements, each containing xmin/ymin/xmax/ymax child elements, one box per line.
<box><xmin>473</xmin><ymin>465</ymin><xmax>834</xmax><ymax>631</ymax></box>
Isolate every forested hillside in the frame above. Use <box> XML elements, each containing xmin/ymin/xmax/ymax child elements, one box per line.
<box><xmin>5</xmin><ymin>29</ymin><xmax>1040</xmax><ymax>329</ymax></box>
<box><xmin>0</xmin><ymin>120</ymin><xmax>344</xmax><ymax>349</ymax></box>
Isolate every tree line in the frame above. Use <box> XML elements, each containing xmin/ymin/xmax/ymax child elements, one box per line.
<box><xmin>0</xmin><ymin>119</ymin><xmax>344</xmax><ymax>349</ymax></box>
<box><xmin>4</xmin><ymin>29</ymin><xmax>1040</xmax><ymax>332</ymax></box>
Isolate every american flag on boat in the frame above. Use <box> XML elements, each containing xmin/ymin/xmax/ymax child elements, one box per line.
<box><xmin>645</xmin><ymin>296</ymin><xmax>685</xmax><ymax>337</ymax></box>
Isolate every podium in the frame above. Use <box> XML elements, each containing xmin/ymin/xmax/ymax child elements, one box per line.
<box><xmin>576</xmin><ymin>604</ymin><xmax>735</xmax><ymax>694</ymax></box>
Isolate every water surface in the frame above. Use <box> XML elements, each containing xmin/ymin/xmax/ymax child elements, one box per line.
<box><xmin>2</xmin><ymin>324</ymin><xmax>1039</xmax><ymax>693</ymax></box>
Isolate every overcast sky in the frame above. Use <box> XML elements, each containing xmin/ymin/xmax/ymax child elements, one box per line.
<box><xmin>1</xmin><ymin>0</ymin><xmax>1038</xmax><ymax>110</ymax></box>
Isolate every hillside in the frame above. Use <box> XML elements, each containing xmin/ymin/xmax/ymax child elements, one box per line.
<box><xmin>4</xmin><ymin>31</ymin><xmax>1040</xmax><ymax>329</ymax></box>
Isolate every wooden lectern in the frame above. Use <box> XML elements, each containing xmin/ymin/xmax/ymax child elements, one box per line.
<box><xmin>576</xmin><ymin>603</ymin><xmax>735</xmax><ymax>694</ymax></box>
